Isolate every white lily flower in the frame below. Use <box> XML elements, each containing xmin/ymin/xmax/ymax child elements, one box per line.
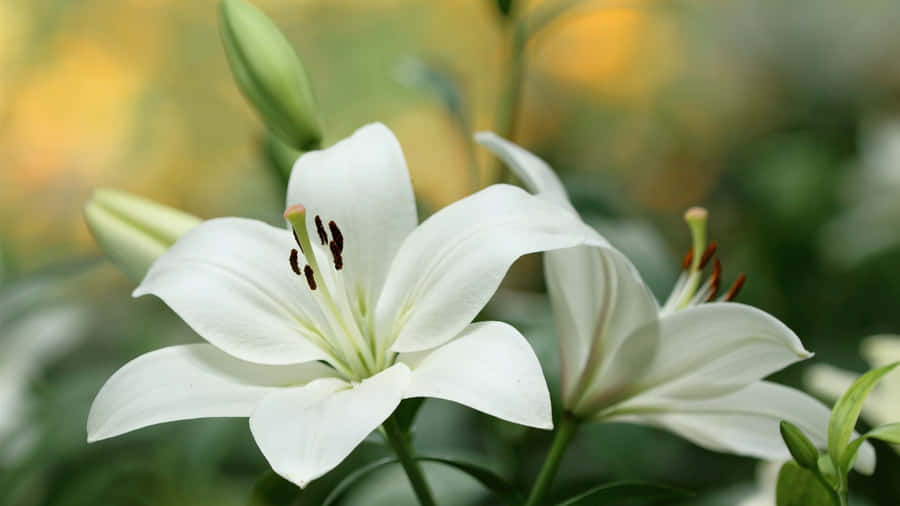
<box><xmin>476</xmin><ymin>132</ymin><xmax>876</xmax><ymax>473</ymax></box>
<box><xmin>87</xmin><ymin>123</ymin><xmax>593</xmax><ymax>487</ymax></box>
<box><xmin>806</xmin><ymin>335</ymin><xmax>900</xmax><ymax>447</ymax></box>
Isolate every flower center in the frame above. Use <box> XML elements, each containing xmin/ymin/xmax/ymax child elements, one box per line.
<box><xmin>660</xmin><ymin>207</ymin><xmax>746</xmax><ymax>316</ymax></box>
<box><xmin>284</xmin><ymin>204</ymin><xmax>386</xmax><ymax>381</ymax></box>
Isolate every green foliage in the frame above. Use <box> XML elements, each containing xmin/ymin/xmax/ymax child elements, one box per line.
<box><xmin>247</xmin><ymin>471</ymin><xmax>299</xmax><ymax>506</ymax></box>
<box><xmin>554</xmin><ymin>481</ymin><xmax>693</xmax><ymax>506</ymax></box>
<box><xmin>828</xmin><ymin>362</ymin><xmax>900</xmax><ymax>474</ymax></box>
<box><xmin>776</xmin><ymin>461</ymin><xmax>836</xmax><ymax>506</ymax></box>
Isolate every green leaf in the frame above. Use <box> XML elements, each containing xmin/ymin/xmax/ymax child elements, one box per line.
<box><xmin>247</xmin><ymin>470</ymin><xmax>300</xmax><ymax>506</ymax></box>
<box><xmin>321</xmin><ymin>455</ymin><xmax>522</xmax><ymax>505</ymax></box>
<box><xmin>417</xmin><ymin>456</ymin><xmax>523</xmax><ymax>504</ymax></box>
<box><xmin>554</xmin><ymin>481</ymin><xmax>693</xmax><ymax>506</ymax></box>
<box><xmin>780</xmin><ymin>420</ymin><xmax>820</xmax><ymax>470</ymax></box>
<box><xmin>776</xmin><ymin>461</ymin><xmax>836</xmax><ymax>506</ymax></box>
<box><xmin>322</xmin><ymin>457</ymin><xmax>397</xmax><ymax>506</ymax></box>
<box><xmin>827</xmin><ymin>361</ymin><xmax>900</xmax><ymax>472</ymax></box>
<box><xmin>841</xmin><ymin>421</ymin><xmax>900</xmax><ymax>472</ymax></box>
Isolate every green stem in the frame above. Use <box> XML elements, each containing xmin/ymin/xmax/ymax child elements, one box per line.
<box><xmin>382</xmin><ymin>415</ymin><xmax>437</xmax><ymax>506</ymax></box>
<box><xmin>524</xmin><ymin>413</ymin><xmax>580</xmax><ymax>506</ymax></box>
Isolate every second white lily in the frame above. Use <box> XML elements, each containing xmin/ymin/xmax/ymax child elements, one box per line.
<box><xmin>477</xmin><ymin>132</ymin><xmax>876</xmax><ymax>474</ymax></box>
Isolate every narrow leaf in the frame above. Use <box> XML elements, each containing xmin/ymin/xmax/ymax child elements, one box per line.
<box><xmin>554</xmin><ymin>481</ymin><xmax>693</xmax><ymax>506</ymax></box>
<box><xmin>417</xmin><ymin>456</ymin><xmax>523</xmax><ymax>503</ymax></box>
<box><xmin>321</xmin><ymin>457</ymin><xmax>397</xmax><ymax>506</ymax></box>
<box><xmin>827</xmin><ymin>361</ymin><xmax>900</xmax><ymax>468</ymax></box>
<box><xmin>840</xmin><ymin>422</ymin><xmax>900</xmax><ymax>472</ymax></box>
<box><xmin>775</xmin><ymin>461</ymin><xmax>836</xmax><ymax>506</ymax></box>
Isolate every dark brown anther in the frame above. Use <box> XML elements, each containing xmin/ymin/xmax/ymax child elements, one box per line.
<box><xmin>329</xmin><ymin>240</ymin><xmax>344</xmax><ymax>270</ymax></box>
<box><xmin>699</xmin><ymin>241</ymin><xmax>718</xmax><ymax>269</ymax></box>
<box><xmin>328</xmin><ymin>220</ymin><xmax>343</xmax><ymax>253</ymax></box>
<box><xmin>292</xmin><ymin>229</ymin><xmax>303</xmax><ymax>253</ymax></box>
<box><xmin>289</xmin><ymin>249</ymin><xmax>302</xmax><ymax>275</ymax></box>
<box><xmin>706</xmin><ymin>258</ymin><xmax>722</xmax><ymax>301</ymax></box>
<box><xmin>681</xmin><ymin>250</ymin><xmax>694</xmax><ymax>270</ymax></box>
<box><xmin>303</xmin><ymin>265</ymin><xmax>317</xmax><ymax>290</ymax></box>
<box><xmin>724</xmin><ymin>273</ymin><xmax>746</xmax><ymax>301</ymax></box>
<box><xmin>314</xmin><ymin>215</ymin><xmax>328</xmax><ymax>245</ymax></box>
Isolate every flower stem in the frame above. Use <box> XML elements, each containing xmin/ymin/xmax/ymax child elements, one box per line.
<box><xmin>524</xmin><ymin>413</ymin><xmax>580</xmax><ymax>506</ymax></box>
<box><xmin>382</xmin><ymin>415</ymin><xmax>437</xmax><ymax>506</ymax></box>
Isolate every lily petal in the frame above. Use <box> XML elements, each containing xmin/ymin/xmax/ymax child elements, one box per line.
<box><xmin>250</xmin><ymin>363</ymin><xmax>410</xmax><ymax>487</ymax></box>
<box><xmin>475</xmin><ymin>132</ymin><xmax>572</xmax><ymax>209</ymax></box>
<box><xmin>625</xmin><ymin>302</ymin><xmax>811</xmax><ymax>402</ymax></box>
<box><xmin>400</xmin><ymin>321</ymin><xmax>552</xmax><ymax>429</ymax></box>
<box><xmin>286</xmin><ymin>123</ymin><xmax>418</xmax><ymax>314</ymax></box>
<box><xmin>87</xmin><ymin>344</ymin><xmax>335</xmax><ymax>442</ymax></box>
<box><xmin>134</xmin><ymin>218</ymin><xmax>330</xmax><ymax>365</ymax></box>
<box><xmin>558</xmin><ymin>245</ymin><xmax>659</xmax><ymax>409</ymax></box>
<box><xmin>381</xmin><ymin>184</ymin><xmax>592</xmax><ymax>353</ymax></box>
<box><xmin>606</xmin><ymin>382</ymin><xmax>876</xmax><ymax>475</ymax></box>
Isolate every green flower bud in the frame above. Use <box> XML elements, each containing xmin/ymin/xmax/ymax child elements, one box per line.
<box><xmin>84</xmin><ymin>188</ymin><xmax>201</xmax><ymax>282</ymax></box>
<box><xmin>780</xmin><ymin>420</ymin><xmax>820</xmax><ymax>470</ymax></box>
<box><xmin>219</xmin><ymin>0</ymin><xmax>322</xmax><ymax>150</ymax></box>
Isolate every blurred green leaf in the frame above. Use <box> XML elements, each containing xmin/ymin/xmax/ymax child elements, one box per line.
<box><xmin>417</xmin><ymin>456</ymin><xmax>522</xmax><ymax>504</ymax></box>
<box><xmin>247</xmin><ymin>470</ymin><xmax>300</xmax><ymax>506</ymax></box>
<box><xmin>775</xmin><ymin>461</ymin><xmax>836</xmax><ymax>506</ymax></box>
<box><xmin>322</xmin><ymin>457</ymin><xmax>397</xmax><ymax>506</ymax></box>
<box><xmin>554</xmin><ymin>481</ymin><xmax>692</xmax><ymax>506</ymax></box>
<box><xmin>827</xmin><ymin>361</ymin><xmax>900</xmax><ymax>473</ymax></box>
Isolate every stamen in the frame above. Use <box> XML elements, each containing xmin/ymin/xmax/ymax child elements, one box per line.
<box><xmin>699</xmin><ymin>241</ymin><xmax>718</xmax><ymax>269</ymax></box>
<box><xmin>314</xmin><ymin>215</ymin><xmax>328</xmax><ymax>245</ymax></box>
<box><xmin>724</xmin><ymin>274</ymin><xmax>746</xmax><ymax>301</ymax></box>
<box><xmin>292</xmin><ymin>229</ymin><xmax>303</xmax><ymax>253</ymax></box>
<box><xmin>329</xmin><ymin>240</ymin><xmax>344</xmax><ymax>270</ymax></box>
<box><xmin>304</xmin><ymin>264</ymin><xmax>317</xmax><ymax>290</ymax></box>
<box><xmin>706</xmin><ymin>258</ymin><xmax>722</xmax><ymax>301</ymax></box>
<box><xmin>681</xmin><ymin>250</ymin><xmax>693</xmax><ymax>270</ymax></box>
<box><xmin>328</xmin><ymin>220</ymin><xmax>343</xmax><ymax>253</ymax></box>
<box><xmin>289</xmin><ymin>249</ymin><xmax>302</xmax><ymax>275</ymax></box>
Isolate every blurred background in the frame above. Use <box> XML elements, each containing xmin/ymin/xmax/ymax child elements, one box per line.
<box><xmin>3</xmin><ymin>0</ymin><xmax>900</xmax><ymax>504</ymax></box>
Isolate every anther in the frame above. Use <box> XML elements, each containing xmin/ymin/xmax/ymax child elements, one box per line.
<box><xmin>681</xmin><ymin>250</ymin><xmax>694</xmax><ymax>270</ymax></box>
<box><xmin>724</xmin><ymin>274</ymin><xmax>746</xmax><ymax>301</ymax></box>
<box><xmin>328</xmin><ymin>220</ymin><xmax>343</xmax><ymax>253</ymax></box>
<box><xmin>292</xmin><ymin>229</ymin><xmax>304</xmax><ymax>253</ymax></box>
<box><xmin>303</xmin><ymin>264</ymin><xmax>317</xmax><ymax>290</ymax></box>
<box><xmin>706</xmin><ymin>258</ymin><xmax>722</xmax><ymax>301</ymax></box>
<box><xmin>314</xmin><ymin>215</ymin><xmax>328</xmax><ymax>245</ymax></box>
<box><xmin>289</xmin><ymin>249</ymin><xmax>302</xmax><ymax>275</ymax></box>
<box><xmin>699</xmin><ymin>241</ymin><xmax>718</xmax><ymax>269</ymax></box>
<box><xmin>329</xmin><ymin>240</ymin><xmax>343</xmax><ymax>270</ymax></box>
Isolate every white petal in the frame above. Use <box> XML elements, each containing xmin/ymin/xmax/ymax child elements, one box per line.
<box><xmin>624</xmin><ymin>302</ymin><xmax>811</xmax><ymax>402</ymax></box>
<box><xmin>286</xmin><ymin>123</ymin><xmax>417</xmax><ymax>312</ymax></box>
<box><xmin>380</xmin><ymin>184</ymin><xmax>593</xmax><ymax>353</ymax></box>
<box><xmin>606</xmin><ymin>382</ymin><xmax>876</xmax><ymax>474</ymax></box>
<box><xmin>87</xmin><ymin>344</ymin><xmax>334</xmax><ymax>442</ymax></box>
<box><xmin>134</xmin><ymin>218</ymin><xmax>330</xmax><ymax>365</ymax></box>
<box><xmin>557</xmin><ymin>246</ymin><xmax>659</xmax><ymax>408</ymax></box>
<box><xmin>475</xmin><ymin>132</ymin><xmax>572</xmax><ymax>209</ymax></box>
<box><xmin>250</xmin><ymin>363</ymin><xmax>410</xmax><ymax>487</ymax></box>
<box><xmin>400</xmin><ymin>321</ymin><xmax>552</xmax><ymax>429</ymax></box>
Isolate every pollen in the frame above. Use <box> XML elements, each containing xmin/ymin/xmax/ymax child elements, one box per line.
<box><xmin>724</xmin><ymin>274</ymin><xmax>746</xmax><ymax>301</ymax></box>
<box><xmin>289</xmin><ymin>249</ymin><xmax>302</xmax><ymax>276</ymax></box>
<box><xmin>314</xmin><ymin>215</ymin><xmax>328</xmax><ymax>245</ymax></box>
<box><xmin>328</xmin><ymin>220</ymin><xmax>344</xmax><ymax>253</ymax></box>
<box><xmin>304</xmin><ymin>264</ymin><xmax>317</xmax><ymax>290</ymax></box>
<box><xmin>329</xmin><ymin>240</ymin><xmax>343</xmax><ymax>270</ymax></box>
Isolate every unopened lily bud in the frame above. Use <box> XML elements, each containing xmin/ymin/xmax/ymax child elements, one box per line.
<box><xmin>84</xmin><ymin>188</ymin><xmax>201</xmax><ymax>282</ymax></box>
<box><xmin>219</xmin><ymin>0</ymin><xmax>322</xmax><ymax>150</ymax></box>
<box><xmin>780</xmin><ymin>420</ymin><xmax>820</xmax><ymax>470</ymax></box>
